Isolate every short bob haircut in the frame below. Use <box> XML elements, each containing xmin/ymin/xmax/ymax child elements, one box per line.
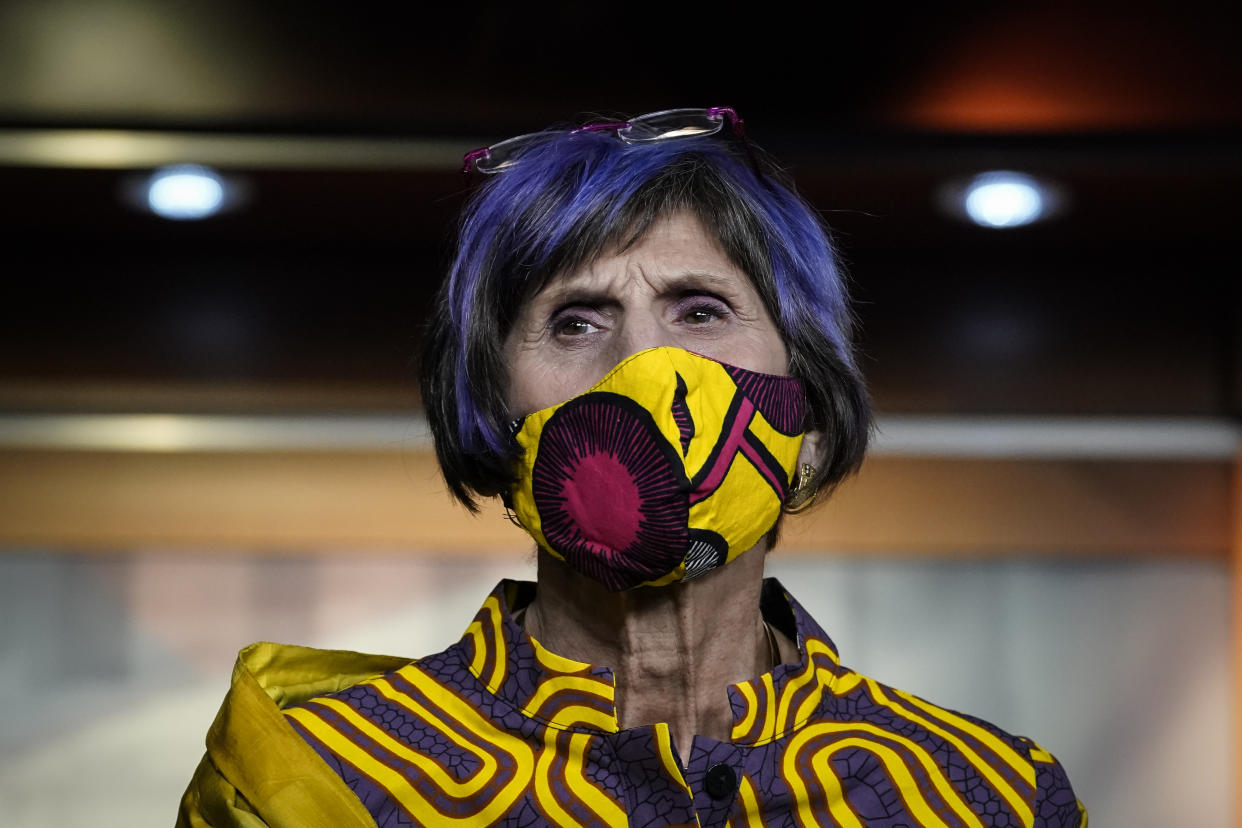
<box><xmin>422</xmin><ymin>120</ymin><xmax>871</xmax><ymax>513</ymax></box>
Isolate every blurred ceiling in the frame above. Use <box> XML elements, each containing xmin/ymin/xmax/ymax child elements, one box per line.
<box><xmin>2</xmin><ymin>3</ymin><xmax>1239</xmax><ymax>133</ymax></box>
<box><xmin>1</xmin><ymin>1</ymin><xmax>1239</xmax><ymax>417</ymax></box>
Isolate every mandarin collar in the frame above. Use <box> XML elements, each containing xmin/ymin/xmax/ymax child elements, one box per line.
<box><xmin>454</xmin><ymin>577</ymin><xmax>850</xmax><ymax>744</ymax></box>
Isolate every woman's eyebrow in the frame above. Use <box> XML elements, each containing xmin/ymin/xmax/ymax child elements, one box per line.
<box><xmin>531</xmin><ymin>288</ymin><xmax>617</xmax><ymax>315</ymax></box>
<box><xmin>657</xmin><ymin>271</ymin><xmax>744</xmax><ymax>298</ymax></box>
<box><xmin>535</xmin><ymin>269</ymin><xmax>739</xmax><ymax>307</ymax></box>
<box><xmin>663</xmin><ymin>270</ymin><xmax>735</xmax><ymax>287</ymax></box>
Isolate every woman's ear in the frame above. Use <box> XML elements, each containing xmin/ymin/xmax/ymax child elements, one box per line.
<box><xmin>784</xmin><ymin>429</ymin><xmax>825</xmax><ymax>514</ymax></box>
<box><xmin>797</xmin><ymin>429</ymin><xmax>824</xmax><ymax>470</ymax></box>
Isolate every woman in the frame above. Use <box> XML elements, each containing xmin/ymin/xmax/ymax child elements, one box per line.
<box><xmin>179</xmin><ymin>108</ymin><xmax>1085</xmax><ymax>827</ymax></box>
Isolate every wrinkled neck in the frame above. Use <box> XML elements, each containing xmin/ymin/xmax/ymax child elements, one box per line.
<box><xmin>522</xmin><ymin>545</ymin><xmax>789</xmax><ymax>752</ymax></box>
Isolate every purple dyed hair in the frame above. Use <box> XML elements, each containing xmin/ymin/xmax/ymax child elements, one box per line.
<box><xmin>421</xmin><ymin>124</ymin><xmax>871</xmax><ymax>511</ymax></box>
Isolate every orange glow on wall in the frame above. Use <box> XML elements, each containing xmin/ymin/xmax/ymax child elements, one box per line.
<box><xmin>881</xmin><ymin>9</ymin><xmax>1239</xmax><ymax>131</ymax></box>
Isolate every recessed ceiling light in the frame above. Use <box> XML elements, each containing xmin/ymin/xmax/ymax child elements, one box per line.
<box><xmin>940</xmin><ymin>170</ymin><xmax>1063</xmax><ymax>229</ymax></box>
<box><xmin>144</xmin><ymin>164</ymin><xmax>228</xmax><ymax>220</ymax></box>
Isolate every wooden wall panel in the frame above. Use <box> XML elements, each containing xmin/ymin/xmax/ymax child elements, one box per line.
<box><xmin>0</xmin><ymin>449</ymin><xmax>1231</xmax><ymax>559</ymax></box>
<box><xmin>0</xmin><ymin>449</ymin><xmax>524</xmax><ymax>552</ymax></box>
<box><xmin>783</xmin><ymin>457</ymin><xmax>1232</xmax><ymax>558</ymax></box>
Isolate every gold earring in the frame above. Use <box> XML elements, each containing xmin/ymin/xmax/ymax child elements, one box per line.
<box><xmin>786</xmin><ymin>463</ymin><xmax>819</xmax><ymax>512</ymax></box>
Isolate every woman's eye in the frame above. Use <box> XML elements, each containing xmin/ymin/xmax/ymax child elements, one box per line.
<box><xmin>680</xmin><ymin>300</ymin><xmax>728</xmax><ymax>325</ymax></box>
<box><xmin>553</xmin><ymin>316</ymin><xmax>597</xmax><ymax>337</ymax></box>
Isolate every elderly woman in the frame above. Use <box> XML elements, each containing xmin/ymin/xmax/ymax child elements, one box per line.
<box><xmin>179</xmin><ymin>108</ymin><xmax>1085</xmax><ymax>827</ymax></box>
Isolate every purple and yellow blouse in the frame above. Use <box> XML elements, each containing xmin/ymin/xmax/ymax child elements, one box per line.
<box><xmin>274</xmin><ymin>579</ymin><xmax>1085</xmax><ymax>828</ymax></box>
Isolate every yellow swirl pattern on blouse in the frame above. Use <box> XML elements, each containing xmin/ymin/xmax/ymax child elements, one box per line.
<box><xmin>786</xmin><ymin>638</ymin><xmax>841</xmax><ymax>732</ymax></box>
<box><xmin>733</xmin><ymin>680</ymin><xmax>760</xmax><ymax>740</ymax></box>
<box><xmin>781</xmin><ymin>722</ymin><xmax>985</xmax><ymax>828</ymax></box>
<box><xmin>533</xmin><ymin>727</ymin><xmax>627</xmax><ymax>828</ymax></box>
<box><xmin>465</xmin><ymin>594</ymin><xmax>509</xmax><ymax>694</ymax></box>
<box><xmin>732</xmin><ymin>636</ymin><xmax>841</xmax><ymax>744</ymax></box>
<box><xmin>565</xmin><ymin>731</ymin><xmax>627</xmax><ymax>826</ymax></box>
<box><xmin>727</xmin><ymin>775</ymin><xmax>766</xmax><ymax>828</ymax></box>
<box><xmin>523</xmin><ymin>633</ymin><xmax>618</xmax><ymax>732</ymax></box>
<box><xmin>1028</xmin><ymin>742</ymin><xmax>1055</xmax><ymax>763</ymax></box>
<box><xmin>756</xmin><ymin>672</ymin><xmax>778</xmax><ymax>743</ymax></box>
<box><xmin>864</xmin><ymin>679</ymin><xmax>1035</xmax><ymax>826</ymax></box>
<box><xmin>285</xmin><ymin>664</ymin><xmax>534</xmax><ymax>824</ymax></box>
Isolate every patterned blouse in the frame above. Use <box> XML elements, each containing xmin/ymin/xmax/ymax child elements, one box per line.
<box><xmin>283</xmin><ymin>579</ymin><xmax>1086</xmax><ymax>827</ymax></box>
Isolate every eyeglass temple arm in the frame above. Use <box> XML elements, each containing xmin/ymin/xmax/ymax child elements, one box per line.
<box><xmin>461</xmin><ymin>147</ymin><xmax>491</xmax><ymax>174</ymax></box>
<box><xmin>707</xmin><ymin>106</ymin><xmax>746</xmax><ymax>138</ymax></box>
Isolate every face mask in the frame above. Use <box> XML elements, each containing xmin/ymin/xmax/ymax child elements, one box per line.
<box><xmin>509</xmin><ymin>346</ymin><xmax>805</xmax><ymax>591</ymax></box>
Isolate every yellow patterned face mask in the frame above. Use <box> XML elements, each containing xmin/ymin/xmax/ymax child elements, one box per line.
<box><xmin>509</xmin><ymin>346</ymin><xmax>806</xmax><ymax>591</ymax></box>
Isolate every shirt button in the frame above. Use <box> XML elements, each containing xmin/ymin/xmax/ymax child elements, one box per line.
<box><xmin>704</xmin><ymin>762</ymin><xmax>738</xmax><ymax>800</ymax></box>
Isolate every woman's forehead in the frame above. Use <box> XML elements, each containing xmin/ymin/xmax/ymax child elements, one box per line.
<box><xmin>533</xmin><ymin>211</ymin><xmax>750</xmax><ymax>297</ymax></box>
